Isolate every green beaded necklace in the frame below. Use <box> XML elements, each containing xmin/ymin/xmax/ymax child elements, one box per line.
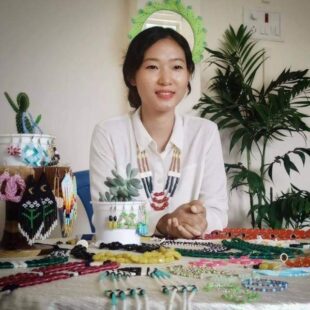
<box><xmin>223</xmin><ymin>238</ymin><xmax>303</xmax><ymax>258</ymax></box>
<box><xmin>176</xmin><ymin>238</ymin><xmax>302</xmax><ymax>259</ymax></box>
<box><xmin>0</xmin><ymin>256</ymin><xmax>68</xmax><ymax>269</ymax></box>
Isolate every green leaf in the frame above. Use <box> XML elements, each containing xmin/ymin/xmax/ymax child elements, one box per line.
<box><xmin>105</xmin><ymin>192</ymin><xmax>111</xmax><ymax>201</ymax></box>
<box><xmin>126</xmin><ymin>163</ymin><xmax>132</xmax><ymax>178</ymax></box>
<box><xmin>130</xmin><ymin>168</ymin><xmax>139</xmax><ymax>178</ymax></box>
<box><xmin>283</xmin><ymin>154</ymin><xmax>291</xmax><ymax>175</ymax></box>
<box><xmin>129</xmin><ymin>178</ymin><xmax>142</xmax><ymax>189</ymax></box>
<box><xmin>294</xmin><ymin>151</ymin><xmax>306</xmax><ymax>165</ymax></box>
<box><xmin>34</xmin><ymin>114</ymin><xmax>41</xmax><ymax>125</ymax></box>
<box><xmin>229</xmin><ymin>127</ymin><xmax>246</xmax><ymax>152</ymax></box>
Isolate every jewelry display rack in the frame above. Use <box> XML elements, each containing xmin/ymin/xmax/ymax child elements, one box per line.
<box><xmin>0</xmin><ymin>165</ymin><xmax>69</xmax><ymax>255</ymax></box>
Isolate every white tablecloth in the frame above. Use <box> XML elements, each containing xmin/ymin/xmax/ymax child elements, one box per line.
<box><xmin>1</xmin><ymin>243</ymin><xmax>310</xmax><ymax>310</ymax></box>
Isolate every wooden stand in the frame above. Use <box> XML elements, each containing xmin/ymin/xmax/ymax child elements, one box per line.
<box><xmin>0</xmin><ymin>165</ymin><xmax>70</xmax><ymax>253</ymax></box>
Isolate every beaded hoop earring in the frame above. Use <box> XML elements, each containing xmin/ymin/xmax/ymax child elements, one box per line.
<box><xmin>0</xmin><ymin>171</ymin><xmax>26</xmax><ymax>203</ymax></box>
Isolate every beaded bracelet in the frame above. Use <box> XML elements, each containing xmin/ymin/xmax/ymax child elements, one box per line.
<box><xmin>241</xmin><ymin>278</ymin><xmax>288</xmax><ymax>292</ymax></box>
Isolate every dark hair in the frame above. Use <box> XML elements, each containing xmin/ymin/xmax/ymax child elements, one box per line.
<box><xmin>123</xmin><ymin>26</ymin><xmax>195</xmax><ymax>109</ymax></box>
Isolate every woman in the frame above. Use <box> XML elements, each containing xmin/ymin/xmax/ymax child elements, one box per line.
<box><xmin>90</xmin><ymin>27</ymin><xmax>228</xmax><ymax>239</ymax></box>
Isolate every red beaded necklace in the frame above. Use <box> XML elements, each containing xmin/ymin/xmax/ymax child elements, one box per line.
<box><xmin>204</xmin><ymin>228</ymin><xmax>310</xmax><ymax>240</ymax></box>
<box><xmin>0</xmin><ymin>261</ymin><xmax>119</xmax><ymax>294</ymax></box>
<box><xmin>137</xmin><ymin>145</ymin><xmax>180</xmax><ymax>211</ymax></box>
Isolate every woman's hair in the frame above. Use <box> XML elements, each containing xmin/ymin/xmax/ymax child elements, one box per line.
<box><xmin>123</xmin><ymin>26</ymin><xmax>195</xmax><ymax>109</ymax></box>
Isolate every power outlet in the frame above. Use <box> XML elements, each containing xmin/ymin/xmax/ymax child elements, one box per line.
<box><xmin>243</xmin><ymin>8</ymin><xmax>283</xmax><ymax>42</ymax></box>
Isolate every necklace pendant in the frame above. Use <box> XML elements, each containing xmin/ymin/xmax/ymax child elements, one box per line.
<box><xmin>153</xmin><ymin>191</ymin><xmax>164</xmax><ymax>197</ymax></box>
<box><xmin>152</xmin><ymin>195</ymin><xmax>169</xmax><ymax>204</ymax></box>
<box><xmin>150</xmin><ymin>200</ymin><xmax>169</xmax><ymax>211</ymax></box>
<box><xmin>136</xmin><ymin>145</ymin><xmax>181</xmax><ymax>212</ymax></box>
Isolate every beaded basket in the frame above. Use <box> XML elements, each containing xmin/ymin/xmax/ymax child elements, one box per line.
<box><xmin>92</xmin><ymin>201</ymin><xmax>148</xmax><ymax>245</ymax></box>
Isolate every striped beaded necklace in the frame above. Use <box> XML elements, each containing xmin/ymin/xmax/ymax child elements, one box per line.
<box><xmin>136</xmin><ymin>145</ymin><xmax>181</xmax><ymax>211</ymax></box>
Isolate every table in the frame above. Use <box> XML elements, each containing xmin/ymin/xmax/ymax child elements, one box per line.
<box><xmin>1</xmin><ymin>240</ymin><xmax>310</xmax><ymax>310</ymax></box>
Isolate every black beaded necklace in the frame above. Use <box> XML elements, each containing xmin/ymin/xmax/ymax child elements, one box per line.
<box><xmin>99</xmin><ymin>242</ymin><xmax>160</xmax><ymax>253</ymax></box>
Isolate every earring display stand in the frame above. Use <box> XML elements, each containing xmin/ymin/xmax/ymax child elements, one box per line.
<box><xmin>0</xmin><ymin>165</ymin><xmax>70</xmax><ymax>256</ymax></box>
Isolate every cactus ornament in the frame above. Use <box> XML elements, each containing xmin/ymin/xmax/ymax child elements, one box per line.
<box><xmin>99</xmin><ymin>163</ymin><xmax>143</xmax><ymax>202</ymax></box>
<box><xmin>4</xmin><ymin>92</ymin><xmax>42</xmax><ymax>134</ymax></box>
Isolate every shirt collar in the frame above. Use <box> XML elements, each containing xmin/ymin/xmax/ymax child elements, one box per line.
<box><xmin>131</xmin><ymin>107</ymin><xmax>184</xmax><ymax>152</ymax></box>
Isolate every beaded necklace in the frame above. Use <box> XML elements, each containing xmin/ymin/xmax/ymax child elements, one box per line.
<box><xmin>285</xmin><ymin>256</ymin><xmax>310</xmax><ymax>267</ymax></box>
<box><xmin>0</xmin><ymin>256</ymin><xmax>68</xmax><ymax>269</ymax></box>
<box><xmin>222</xmin><ymin>238</ymin><xmax>303</xmax><ymax>258</ymax></box>
<box><xmin>161</xmin><ymin>240</ymin><xmax>227</xmax><ymax>252</ymax></box>
<box><xmin>204</xmin><ymin>228</ymin><xmax>310</xmax><ymax>240</ymax></box>
<box><xmin>253</xmin><ymin>268</ymin><xmax>310</xmax><ymax>277</ymax></box>
<box><xmin>99</xmin><ymin>242</ymin><xmax>160</xmax><ymax>253</ymax></box>
<box><xmin>137</xmin><ymin>145</ymin><xmax>180</xmax><ymax>211</ymax></box>
<box><xmin>241</xmin><ymin>278</ymin><xmax>288</xmax><ymax>292</ymax></box>
<box><xmin>0</xmin><ymin>261</ymin><xmax>119</xmax><ymax>295</ymax></box>
<box><xmin>93</xmin><ymin>247</ymin><xmax>181</xmax><ymax>264</ymax></box>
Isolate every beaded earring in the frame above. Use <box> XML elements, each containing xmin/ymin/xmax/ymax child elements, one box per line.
<box><xmin>136</xmin><ymin>204</ymin><xmax>148</xmax><ymax>236</ymax></box>
<box><xmin>106</xmin><ymin>204</ymin><xmax>117</xmax><ymax>229</ymax></box>
<box><xmin>21</xmin><ymin>138</ymin><xmax>41</xmax><ymax>167</ymax></box>
<box><xmin>38</xmin><ymin>138</ymin><xmax>51</xmax><ymax>166</ymax></box>
<box><xmin>0</xmin><ymin>170</ymin><xmax>26</xmax><ymax>203</ymax></box>
<box><xmin>18</xmin><ymin>175</ymin><xmax>43</xmax><ymax>245</ymax></box>
<box><xmin>37</xmin><ymin>172</ymin><xmax>58</xmax><ymax>239</ymax></box>
<box><xmin>128</xmin><ymin>205</ymin><xmax>137</xmax><ymax>229</ymax></box>
<box><xmin>117</xmin><ymin>205</ymin><xmax>128</xmax><ymax>229</ymax></box>
<box><xmin>7</xmin><ymin>145</ymin><xmax>21</xmax><ymax>157</ymax></box>
<box><xmin>53</xmin><ymin>171</ymin><xmax>64</xmax><ymax>210</ymax></box>
<box><xmin>112</xmin><ymin>205</ymin><xmax>117</xmax><ymax>229</ymax></box>
<box><xmin>61</xmin><ymin>172</ymin><xmax>76</xmax><ymax>236</ymax></box>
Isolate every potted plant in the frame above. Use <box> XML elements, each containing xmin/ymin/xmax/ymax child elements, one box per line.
<box><xmin>194</xmin><ymin>25</ymin><xmax>310</xmax><ymax>229</ymax></box>
<box><xmin>1</xmin><ymin>92</ymin><xmax>59</xmax><ymax>167</ymax></box>
<box><xmin>92</xmin><ymin>163</ymin><xmax>148</xmax><ymax>244</ymax></box>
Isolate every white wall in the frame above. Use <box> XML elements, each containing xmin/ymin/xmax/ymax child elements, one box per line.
<box><xmin>0</xmin><ymin>0</ymin><xmax>309</xmax><ymax>229</ymax></box>
<box><xmin>0</xmin><ymin>0</ymin><xmax>130</xmax><ymax>171</ymax></box>
<box><xmin>201</xmin><ymin>0</ymin><xmax>310</xmax><ymax>226</ymax></box>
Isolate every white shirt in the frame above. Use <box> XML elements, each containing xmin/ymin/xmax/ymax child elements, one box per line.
<box><xmin>90</xmin><ymin>108</ymin><xmax>228</xmax><ymax>235</ymax></box>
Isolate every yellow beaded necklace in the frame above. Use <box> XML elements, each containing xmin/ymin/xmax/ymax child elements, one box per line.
<box><xmin>93</xmin><ymin>247</ymin><xmax>181</xmax><ymax>264</ymax></box>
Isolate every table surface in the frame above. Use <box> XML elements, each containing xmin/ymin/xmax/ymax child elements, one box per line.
<box><xmin>1</xmin><ymin>239</ymin><xmax>310</xmax><ymax>310</ymax></box>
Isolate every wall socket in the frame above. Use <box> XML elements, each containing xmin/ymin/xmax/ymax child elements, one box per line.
<box><xmin>243</xmin><ymin>8</ymin><xmax>283</xmax><ymax>42</ymax></box>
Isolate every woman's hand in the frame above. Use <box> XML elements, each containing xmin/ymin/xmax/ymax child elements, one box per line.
<box><xmin>156</xmin><ymin>200</ymin><xmax>207</xmax><ymax>239</ymax></box>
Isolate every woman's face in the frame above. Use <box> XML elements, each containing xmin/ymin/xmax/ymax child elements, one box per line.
<box><xmin>132</xmin><ymin>37</ymin><xmax>191</xmax><ymax>116</ymax></box>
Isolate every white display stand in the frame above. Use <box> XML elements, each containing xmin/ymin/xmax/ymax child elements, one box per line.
<box><xmin>92</xmin><ymin>201</ymin><xmax>147</xmax><ymax>245</ymax></box>
<box><xmin>0</xmin><ymin>134</ymin><xmax>55</xmax><ymax>166</ymax></box>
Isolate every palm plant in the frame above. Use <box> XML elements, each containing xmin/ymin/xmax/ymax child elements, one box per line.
<box><xmin>194</xmin><ymin>24</ymin><xmax>310</xmax><ymax>229</ymax></box>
